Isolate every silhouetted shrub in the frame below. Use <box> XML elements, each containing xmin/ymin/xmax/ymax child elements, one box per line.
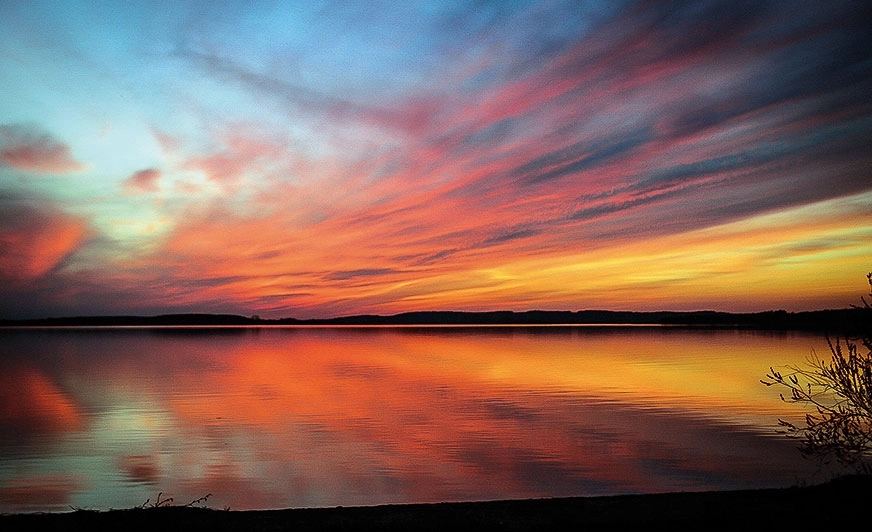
<box><xmin>762</xmin><ymin>273</ymin><xmax>872</xmax><ymax>474</ymax></box>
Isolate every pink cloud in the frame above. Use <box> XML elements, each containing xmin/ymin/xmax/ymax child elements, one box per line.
<box><xmin>0</xmin><ymin>125</ymin><xmax>85</xmax><ymax>174</ymax></box>
<box><xmin>123</xmin><ymin>168</ymin><xmax>162</xmax><ymax>193</ymax></box>
<box><xmin>183</xmin><ymin>131</ymin><xmax>288</xmax><ymax>183</ymax></box>
<box><xmin>151</xmin><ymin>129</ymin><xmax>181</xmax><ymax>155</ymax></box>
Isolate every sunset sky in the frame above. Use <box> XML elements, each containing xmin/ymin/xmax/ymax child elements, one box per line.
<box><xmin>1</xmin><ymin>0</ymin><xmax>870</xmax><ymax>319</ymax></box>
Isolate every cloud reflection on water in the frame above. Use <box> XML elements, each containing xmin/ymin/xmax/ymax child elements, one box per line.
<box><xmin>0</xmin><ymin>327</ymin><xmax>828</xmax><ymax>512</ymax></box>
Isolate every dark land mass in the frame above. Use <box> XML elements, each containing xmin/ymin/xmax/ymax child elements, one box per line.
<box><xmin>1</xmin><ymin>475</ymin><xmax>869</xmax><ymax>531</ymax></box>
<box><xmin>2</xmin><ymin>307</ymin><xmax>870</xmax><ymax>334</ymax></box>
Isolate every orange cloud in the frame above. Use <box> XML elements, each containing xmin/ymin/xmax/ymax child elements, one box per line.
<box><xmin>131</xmin><ymin>186</ymin><xmax>870</xmax><ymax>319</ymax></box>
<box><xmin>0</xmin><ymin>203</ymin><xmax>89</xmax><ymax>281</ymax></box>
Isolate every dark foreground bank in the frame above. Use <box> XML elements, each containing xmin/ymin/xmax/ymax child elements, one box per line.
<box><xmin>2</xmin><ymin>476</ymin><xmax>869</xmax><ymax>532</ymax></box>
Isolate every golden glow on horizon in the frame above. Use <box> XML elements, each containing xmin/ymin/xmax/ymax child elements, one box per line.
<box><xmin>335</xmin><ymin>192</ymin><xmax>872</xmax><ymax>316</ymax></box>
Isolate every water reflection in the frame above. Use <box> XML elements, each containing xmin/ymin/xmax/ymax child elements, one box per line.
<box><xmin>0</xmin><ymin>327</ymin><xmax>831</xmax><ymax>512</ymax></box>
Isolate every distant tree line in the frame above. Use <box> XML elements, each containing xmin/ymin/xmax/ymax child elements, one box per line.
<box><xmin>1</xmin><ymin>307</ymin><xmax>870</xmax><ymax>333</ymax></box>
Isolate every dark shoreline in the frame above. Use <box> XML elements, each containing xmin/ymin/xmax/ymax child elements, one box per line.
<box><xmin>2</xmin><ymin>476</ymin><xmax>869</xmax><ymax>531</ymax></box>
<box><xmin>2</xmin><ymin>307</ymin><xmax>870</xmax><ymax>334</ymax></box>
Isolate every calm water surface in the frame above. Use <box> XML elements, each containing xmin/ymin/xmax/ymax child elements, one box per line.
<box><xmin>0</xmin><ymin>326</ymin><xmax>836</xmax><ymax>512</ymax></box>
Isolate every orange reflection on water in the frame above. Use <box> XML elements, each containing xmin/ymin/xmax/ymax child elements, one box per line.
<box><xmin>160</xmin><ymin>328</ymin><xmax>822</xmax><ymax>505</ymax></box>
<box><xmin>172</xmin><ymin>328</ymin><xmax>812</xmax><ymax>420</ymax></box>
<box><xmin>0</xmin><ymin>365</ymin><xmax>83</xmax><ymax>434</ymax></box>
<box><xmin>0</xmin><ymin>327</ymin><xmax>828</xmax><ymax>512</ymax></box>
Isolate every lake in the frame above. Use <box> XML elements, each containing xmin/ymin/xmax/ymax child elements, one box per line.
<box><xmin>0</xmin><ymin>325</ymin><xmax>838</xmax><ymax>513</ymax></box>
